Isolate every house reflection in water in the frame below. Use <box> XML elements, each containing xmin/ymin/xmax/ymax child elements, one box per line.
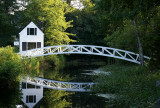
<box><xmin>21</xmin><ymin>82</ymin><xmax>43</xmax><ymax>108</ymax></box>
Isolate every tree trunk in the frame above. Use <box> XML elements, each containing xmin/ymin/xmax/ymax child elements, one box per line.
<box><xmin>133</xmin><ymin>19</ymin><xmax>144</xmax><ymax>66</ymax></box>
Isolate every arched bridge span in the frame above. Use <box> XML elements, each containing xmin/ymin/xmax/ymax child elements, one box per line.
<box><xmin>20</xmin><ymin>45</ymin><xmax>150</xmax><ymax>64</ymax></box>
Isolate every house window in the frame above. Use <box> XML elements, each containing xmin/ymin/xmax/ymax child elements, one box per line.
<box><xmin>26</xmin><ymin>95</ymin><xmax>36</xmax><ymax>103</ymax></box>
<box><xmin>28</xmin><ymin>42</ymin><xmax>36</xmax><ymax>50</ymax></box>
<box><xmin>27</xmin><ymin>83</ymin><xmax>35</xmax><ymax>88</ymax></box>
<box><xmin>27</xmin><ymin>28</ymin><xmax>37</xmax><ymax>35</ymax></box>
<box><xmin>22</xmin><ymin>83</ymin><xmax>40</xmax><ymax>89</ymax></box>
<box><xmin>36</xmin><ymin>86</ymin><xmax>41</xmax><ymax>89</ymax></box>
<box><xmin>22</xmin><ymin>42</ymin><xmax>41</xmax><ymax>51</ymax></box>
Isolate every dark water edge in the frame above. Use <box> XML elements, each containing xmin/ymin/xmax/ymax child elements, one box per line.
<box><xmin>69</xmin><ymin>92</ymin><xmax>107</xmax><ymax>108</ymax></box>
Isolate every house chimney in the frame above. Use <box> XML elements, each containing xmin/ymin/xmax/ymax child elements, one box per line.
<box><xmin>39</xmin><ymin>20</ymin><xmax>42</xmax><ymax>30</ymax></box>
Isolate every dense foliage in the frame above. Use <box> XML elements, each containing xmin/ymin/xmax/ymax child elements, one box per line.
<box><xmin>93</xmin><ymin>65</ymin><xmax>160</xmax><ymax>107</ymax></box>
<box><xmin>0</xmin><ymin>46</ymin><xmax>39</xmax><ymax>107</ymax></box>
<box><xmin>21</xmin><ymin>0</ymin><xmax>75</xmax><ymax>46</ymax></box>
<box><xmin>42</xmin><ymin>89</ymin><xmax>71</xmax><ymax>108</ymax></box>
<box><xmin>0</xmin><ymin>0</ymin><xmax>19</xmax><ymax>46</ymax></box>
<box><xmin>66</xmin><ymin>0</ymin><xmax>106</xmax><ymax>45</ymax></box>
<box><xmin>0</xmin><ymin>46</ymin><xmax>22</xmax><ymax>107</ymax></box>
<box><xmin>93</xmin><ymin>0</ymin><xmax>160</xmax><ymax>66</ymax></box>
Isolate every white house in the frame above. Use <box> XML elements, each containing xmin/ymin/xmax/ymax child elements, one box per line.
<box><xmin>21</xmin><ymin>82</ymin><xmax>43</xmax><ymax>108</ymax></box>
<box><xmin>70</xmin><ymin>0</ymin><xmax>84</xmax><ymax>10</ymax></box>
<box><xmin>17</xmin><ymin>22</ymin><xmax>44</xmax><ymax>52</ymax></box>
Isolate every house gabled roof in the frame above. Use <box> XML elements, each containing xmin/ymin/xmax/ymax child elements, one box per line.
<box><xmin>19</xmin><ymin>21</ymin><xmax>44</xmax><ymax>35</ymax></box>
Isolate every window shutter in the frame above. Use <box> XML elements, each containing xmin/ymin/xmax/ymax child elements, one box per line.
<box><xmin>22</xmin><ymin>82</ymin><xmax>26</xmax><ymax>89</ymax></box>
<box><xmin>34</xmin><ymin>95</ymin><xmax>36</xmax><ymax>103</ymax></box>
<box><xmin>26</xmin><ymin>96</ymin><xmax>28</xmax><ymax>103</ymax></box>
<box><xmin>37</xmin><ymin>42</ymin><xmax>41</xmax><ymax>48</ymax></box>
<box><xmin>27</xmin><ymin>28</ymin><xmax>29</xmax><ymax>35</ymax></box>
<box><xmin>22</xmin><ymin>42</ymin><xmax>27</xmax><ymax>51</ymax></box>
<box><xmin>35</xmin><ymin>28</ymin><xmax>37</xmax><ymax>35</ymax></box>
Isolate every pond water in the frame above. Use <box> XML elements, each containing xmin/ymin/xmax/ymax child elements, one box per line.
<box><xmin>21</xmin><ymin>57</ymin><xmax>108</xmax><ymax>108</ymax></box>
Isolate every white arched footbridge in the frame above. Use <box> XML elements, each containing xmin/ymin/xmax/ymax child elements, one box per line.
<box><xmin>20</xmin><ymin>45</ymin><xmax>150</xmax><ymax>64</ymax></box>
<box><xmin>22</xmin><ymin>77</ymin><xmax>95</xmax><ymax>92</ymax></box>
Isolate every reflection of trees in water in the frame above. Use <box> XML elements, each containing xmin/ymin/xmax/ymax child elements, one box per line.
<box><xmin>35</xmin><ymin>56</ymin><xmax>107</xmax><ymax>108</ymax></box>
<box><xmin>42</xmin><ymin>69</ymin><xmax>72</xmax><ymax>81</ymax></box>
<box><xmin>71</xmin><ymin>92</ymin><xmax>107</xmax><ymax>108</ymax></box>
<box><xmin>39</xmin><ymin>69</ymin><xmax>73</xmax><ymax>108</ymax></box>
<box><xmin>42</xmin><ymin>89</ymin><xmax>72</xmax><ymax>108</ymax></box>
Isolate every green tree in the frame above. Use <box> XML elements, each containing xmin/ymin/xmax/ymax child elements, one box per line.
<box><xmin>66</xmin><ymin>0</ymin><xmax>106</xmax><ymax>45</ymax></box>
<box><xmin>0</xmin><ymin>46</ymin><xmax>39</xmax><ymax>107</ymax></box>
<box><xmin>23</xmin><ymin>0</ymin><xmax>75</xmax><ymax>46</ymax></box>
<box><xmin>0</xmin><ymin>46</ymin><xmax>22</xmax><ymax>107</ymax></box>
<box><xmin>0</xmin><ymin>0</ymin><xmax>18</xmax><ymax>46</ymax></box>
<box><xmin>95</xmin><ymin>0</ymin><xmax>160</xmax><ymax>65</ymax></box>
<box><xmin>144</xmin><ymin>8</ymin><xmax>160</xmax><ymax>68</ymax></box>
<box><xmin>104</xmin><ymin>20</ymin><xmax>138</xmax><ymax>52</ymax></box>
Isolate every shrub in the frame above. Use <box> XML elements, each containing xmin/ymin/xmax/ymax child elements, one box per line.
<box><xmin>0</xmin><ymin>46</ymin><xmax>40</xmax><ymax>107</ymax></box>
<box><xmin>93</xmin><ymin>65</ymin><xmax>160</xmax><ymax>107</ymax></box>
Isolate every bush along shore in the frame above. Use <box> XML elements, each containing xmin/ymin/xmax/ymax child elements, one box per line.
<box><xmin>92</xmin><ymin>64</ymin><xmax>160</xmax><ymax>108</ymax></box>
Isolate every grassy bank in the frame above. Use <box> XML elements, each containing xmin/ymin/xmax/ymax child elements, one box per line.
<box><xmin>93</xmin><ymin>64</ymin><xmax>160</xmax><ymax>107</ymax></box>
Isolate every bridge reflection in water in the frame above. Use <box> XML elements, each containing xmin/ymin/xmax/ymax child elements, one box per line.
<box><xmin>20</xmin><ymin>76</ymin><xmax>95</xmax><ymax>108</ymax></box>
<box><xmin>21</xmin><ymin>76</ymin><xmax>95</xmax><ymax>92</ymax></box>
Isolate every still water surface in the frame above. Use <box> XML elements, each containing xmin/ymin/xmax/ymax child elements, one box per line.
<box><xmin>24</xmin><ymin>62</ymin><xmax>108</xmax><ymax>108</ymax></box>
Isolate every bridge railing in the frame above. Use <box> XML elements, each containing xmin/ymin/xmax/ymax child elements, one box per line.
<box><xmin>19</xmin><ymin>45</ymin><xmax>150</xmax><ymax>64</ymax></box>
